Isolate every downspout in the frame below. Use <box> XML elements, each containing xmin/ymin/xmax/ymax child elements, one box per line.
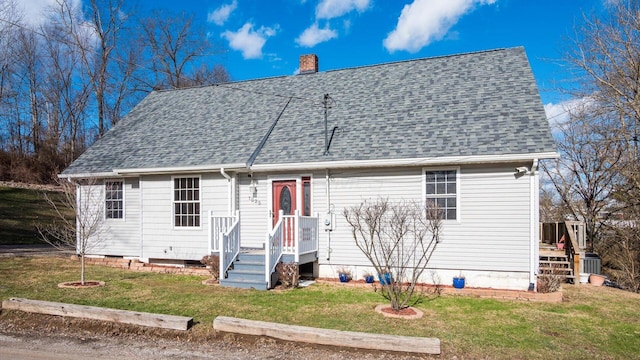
<box><xmin>220</xmin><ymin>168</ymin><xmax>233</xmax><ymax>215</ymax></box>
<box><xmin>529</xmin><ymin>159</ymin><xmax>539</xmax><ymax>290</ymax></box>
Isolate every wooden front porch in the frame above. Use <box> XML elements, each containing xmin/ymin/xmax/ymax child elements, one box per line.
<box><xmin>539</xmin><ymin>221</ymin><xmax>601</xmax><ymax>283</ymax></box>
<box><xmin>208</xmin><ymin>210</ymin><xmax>319</xmax><ymax>290</ymax></box>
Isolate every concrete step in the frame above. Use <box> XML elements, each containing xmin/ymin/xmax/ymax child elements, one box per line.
<box><xmin>226</xmin><ymin>269</ymin><xmax>265</xmax><ymax>282</ymax></box>
<box><xmin>238</xmin><ymin>252</ymin><xmax>265</xmax><ymax>263</ymax></box>
<box><xmin>220</xmin><ymin>278</ymin><xmax>268</xmax><ymax>290</ymax></box>
<box><xmin>232</xmin><ymin>262</ymin><xmax>265</xmax><ymax>272</ymax></box>
<box><xmin>220</xmin><ymin>249</ymin><xmax>269</xmax><ymax>290</ymax></box>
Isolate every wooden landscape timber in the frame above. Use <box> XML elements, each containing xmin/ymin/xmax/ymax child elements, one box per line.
<box><xmin>213</xmin><ymin>316</ymin><xmax>441</xmax><ymax>355</ymax></box>
<box><xmin>1</xmin><ymin>298</ymin><xmax>193</xmax><ymax>331</ymax></box>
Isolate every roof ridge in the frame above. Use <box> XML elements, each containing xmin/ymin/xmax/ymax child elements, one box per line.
<box><xmin>151</xmin><ymin>47</ymin><xmax>523</xmax><ymax>94</ymax></box>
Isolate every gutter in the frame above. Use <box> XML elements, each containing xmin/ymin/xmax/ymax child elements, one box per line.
<box><xmin>249</xmin><ymin>152</ymin><xmax>560</xmax><ymax>172</ymax></box>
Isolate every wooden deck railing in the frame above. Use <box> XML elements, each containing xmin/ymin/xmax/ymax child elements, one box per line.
<box><xmin>564</xmin><ymin>222</ymin><xmax>581</xmax><ymax>278</ymax></box>
<box><xmin>540</xmin><ymin>221</ymin><xmax>587</xmax><ymax>275</ymax></box>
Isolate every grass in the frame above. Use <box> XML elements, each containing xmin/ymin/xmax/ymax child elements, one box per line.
<box><xmin>1</xmin><ymin>257</ymin><xmax>639</xmax><ymax>359</ymax></box>
<box><xmin>0</xmin><ymin>186</ymin><xmax>68</xmax><ymax>245</ymax></box>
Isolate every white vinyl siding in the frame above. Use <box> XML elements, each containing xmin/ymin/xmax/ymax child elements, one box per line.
<box><xmin>140</xmin><ymin>173</ymin><xmax>227</xmax><ymax>260</ymax></box>
<box><xmin>319</xmin><ymin>164</ymin><xmax>531</xmax><ymax>275</ymax></box>
<box><xmin>85</xmin><ymin>178</ymin><xmax>140</xmax><ymax>257</ymax></box>
<box><xmin>237</xmin><ymin>173</ymin><xmax>271</xmax><ymax>249</ymax></box>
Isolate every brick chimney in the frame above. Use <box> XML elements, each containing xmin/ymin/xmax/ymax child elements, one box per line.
<box><xmin>299</xmin><ymin>54</ymin><xmax>318</xmax><ymax>74</ymax></box>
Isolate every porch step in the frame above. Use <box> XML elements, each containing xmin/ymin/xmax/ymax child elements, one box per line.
<box><xmin>539</xmin><ymin>248</ymin><xmax>574</xmax><ymax>283</ymax></box>
<box><xmin>220</xmin><ymin>250</ymin><xmax>268</xmax><ymax>291</ymax></box>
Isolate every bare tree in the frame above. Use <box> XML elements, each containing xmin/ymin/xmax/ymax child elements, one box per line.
<box><xmin>53</xmin><ymin>0</ymin><xmax>136</xmax><ymax>137</ymax></box>
<box><xmin>545</xmin><ymin>1</ymin><xmax>640</xmax><ymax>290</ymax></box>
<box><xmin>140</xmin><ymin>10</ymin><xmax>227</xmax><ymax>89</ymax></box>
<box><xmin>343</xmin><ymin>198</ymin><xmax>442</xmax><ymax>311</ymax></box>
<box><xmin>37</xmin><ymin>178</ymin><xmax>105</xmax><ymax>285</ymax></box>
<box><xmin>542</xmin><ymin>104</ymin><xmax>627</xmax><ymax>251</ymax></box>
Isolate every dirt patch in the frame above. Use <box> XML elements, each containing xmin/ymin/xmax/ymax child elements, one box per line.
<box><xmin>57</xmin><ymin>281</ymin><xmax>105</xmax><ymax>288</ymax></box>
<box><xmin>375</xmin><ymin>304</ymin><xmax>424</xmax><ymax>319</ymax></box>
<box><xmin>0</xmin><ymin>310</ymin><xmax>431</xmax><ymax>359</ymax></box>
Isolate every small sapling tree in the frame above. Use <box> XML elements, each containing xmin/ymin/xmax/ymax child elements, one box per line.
<box><xmin>37</xmin><ymin>177</ymin><xmax>106</xmax><ymax>285</ymax></box>
<box><xmin>344</xmin><ymin>198</ymin><xmax>442</xmax><ymax>310</ymax></box>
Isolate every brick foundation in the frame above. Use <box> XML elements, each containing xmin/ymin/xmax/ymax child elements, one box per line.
<box><xmin>316</xmin><ymin>278</ymin><xmax>563</xmax><ymax>303</ymax></box>
<box><xmin>77</xmin><ymin>256</ymin><xmax>210</xmax><ymax>276</ymax></box>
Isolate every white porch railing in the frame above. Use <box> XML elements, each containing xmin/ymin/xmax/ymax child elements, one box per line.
<box><xmin>282</xmin><ymin>210</ymin><xmax>319</xmax><ymax>263</ymax></box>
<box><xmin>210</xmin><ymin>210</ymin><xmax>240</xmax><ymax>279</ymax></box>
<box><xmin>266</xmin><ymin>210</ymin><xmax>319</xmax><ymax>287</ymax></box>
<box><xmin>265</xmin><ymin>210</ymin><xmax>284</xmax><ymax>289</ymax></box>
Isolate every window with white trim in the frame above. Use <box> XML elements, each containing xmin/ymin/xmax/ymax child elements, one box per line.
<box><xmin>425</xmin><ymin>170</ymin><xmax>457</xmax><ymax>220</ymax></box>
<box><xmin>173</xmin><ymin>177</ymin><xmax>200</xmax><ymax>227</ymax></box>
<box><xmin>105</xmin><ymin>180</ymin><xmax>124</xmax><ymax>219</ymax></box>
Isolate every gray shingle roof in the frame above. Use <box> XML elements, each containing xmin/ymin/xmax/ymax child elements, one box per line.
<box><xmin>63</xmin><ymin>47</ymin><xmax>556</xmax><ymax>175</ymax></box>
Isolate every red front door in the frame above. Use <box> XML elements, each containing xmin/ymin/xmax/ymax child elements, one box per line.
<box><xmin>272</xmin><ymin>181</ymin><xmax>297</xmax><ymax>247</ymax></box>
<box><xmin>272</xmin><ymin>180</ymin><xmax>297</xmax><ymax>226</ymax></box>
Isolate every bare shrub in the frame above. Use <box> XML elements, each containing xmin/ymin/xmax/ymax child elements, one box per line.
<box><xmin>200</xmin><ymin>254</ymin><xmax>220</xmax><ymax>281</ymax></box>
<box><xmin>537</xmin><ymin>265</ymin><xmax>564</xmax><ymax>293</ymax></box>
<box><xmin>598</xmin><ymin>225</ymin><xmax>640</xmax><ymax>292</ymax></box>
<box><xmin>276</xmin><ymin>262</ymin><xmax>299</xmax><ymax>288</ymax></box>
<box><xmin>343</xmin><ymin>198</ymin><xmax>442</xmax><ymax>311</ymax></box>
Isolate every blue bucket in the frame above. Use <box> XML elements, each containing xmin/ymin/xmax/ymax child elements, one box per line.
<box><xmin>453</xmin><ymin>277</ymin><xmax>465</xmax><ymax>289</ymax></box>
<box><xmin>378</xmin><ymin>273</ymin><xmax>392</xmax><ymax>285</ymax></box>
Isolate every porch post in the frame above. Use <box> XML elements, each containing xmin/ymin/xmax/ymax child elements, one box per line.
<box><xmin>294</xmin><ymin>209</ymin><xmax>300</xmax><ymax>263</ymax></box>
<box><xmin>208</xmin><ymin>210</ymin><xmax>213</xmax><ymax>254</ymax></box>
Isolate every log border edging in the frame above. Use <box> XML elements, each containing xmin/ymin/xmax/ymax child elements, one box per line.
<box><xmin>213</xmin><ymin>316</ymin><xmax>441</xmax><ymax>355</ymax></box>
<box><xmin>1</xmin><ymin>298</ymin><xmax>193</xmax><ymax>331</ymax></box>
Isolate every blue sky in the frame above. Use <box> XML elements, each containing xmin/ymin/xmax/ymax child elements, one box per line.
<box><xmin>22</xmin><ymin>0</ymin><xmax>607</xmax><ymax>120</ymax></box>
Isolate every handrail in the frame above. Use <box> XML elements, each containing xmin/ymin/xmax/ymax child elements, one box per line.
<box><xmin>210</xmin><ymin>210</ymin><xmax>240</xmax><ymax>280</ymax></box>
<box><xmin>209</xmin><ymin>210</ymin><xmax>237</xmax><ymax>253</ymax></box>
<box><xmin>265</xmin><ymin>210</ymin><xmax>319</xmax><ymax>288</ymax></box>
<box><xmin>265</xmin><ymin>210</ymin><xmax>284</xmax><ymax>289</ymax></box>
<box><xmin>296</xmin><ymin>212</ymin><xmax>319</xmax><ymax>262</ymax></box>
<box><xmin>564</xmin><ymin>221</ymin><xmax>581</xmax><ymax>278</ymax></box>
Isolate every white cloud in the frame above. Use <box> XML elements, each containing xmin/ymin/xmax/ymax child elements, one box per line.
<box><xmin>544</xmin><ymin>98</ymin><xmax>591</xmax><ymax>133</ymax></box>
<box><xmin>208</xmin><ymin>0</ymin><xmax>238</xmax><ymax>26</ymax></box>
<box><xmin>17</xmin><ymin>0</ymin><xmax>81</xmax><ymax>27</ymax></box>
<box><xmin>221</xmin><ymin>23</ymin><xmax>277</xmax><ymax>59</ymax></box>
<box><xmin>296</xmin><ymin>23</ymin><xmax>337</xmax><ymax>47</ymax></box>
<box><xmin>383</xmin><ymin>0</ymin><xmax>496</xmax><ymax>53</ymax></box>
<box><xmin>316</xmin><ymin>0</ymin><xmax>370</xmax><ymax>19</ymax></box>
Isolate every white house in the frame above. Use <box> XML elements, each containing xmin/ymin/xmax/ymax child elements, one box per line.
<box><xmin>61</xmin><ymin>47</ymin><xmax>558</xmax><ymax>290</ymax></box>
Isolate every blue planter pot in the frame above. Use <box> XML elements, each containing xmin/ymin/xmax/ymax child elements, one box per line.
<box><xmin>378</xmin><ymin>273</ymin><xmax>392</xmax><ymax>285</ymax></box>
<box><xmin>339</xmin><ymin>273</ymin><xmax>350</xmax><ymax>282</ymax></box>
<box><xmin>364</xmin><ymin>275</ymin><xmax>374</xmax><ymax>284</ymax></box>
<box><xmin>453</xmin><ymin>277</ymin><xmax>465</xmax><ymax>289</ymax></box>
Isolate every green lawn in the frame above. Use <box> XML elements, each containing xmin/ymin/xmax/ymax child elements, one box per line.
<box><xmin>1</xmin><ymin>256</ymin><xmax>639</xmax><ymax>359</ymax></box>
<box><xmin>0</xmin><ymin>185</ymin><xmax>68</xmax><ymax>245</ymax></box>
